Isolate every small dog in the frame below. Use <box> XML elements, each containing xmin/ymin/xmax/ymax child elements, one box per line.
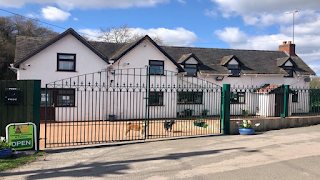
<box><xmin>15</xmin><ymin>126</ymin><xmax>22</xmax><ymax>133</ymax></box>
<box><xmin>124</xmin><ymin>122</ymin><xmax>145</xmax><ymax>138</ymax></box>
<box><xmin>164</xmin><ymin>120</ymin><xmax>175</xmax><ymax>133</ymax></box>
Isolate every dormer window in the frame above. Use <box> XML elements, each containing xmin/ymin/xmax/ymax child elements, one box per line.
<box><xmin>284</xmin><ymin>66</ymin><xmax>294</xmax><ymax>77</ymax></box>
<box><xmin>227</xmin><ymin>64</ymin><xmax>240</xmax><ymax>77</ymax></box>
<box><xmin>283</xmin><ymin>60</ymin><xmax>294</xmax><ymax>77</ymax></box>
<box><xmin>184</xmin><ymin>64</ymin><xmax>197</xmax><ymax>77</ymax></box>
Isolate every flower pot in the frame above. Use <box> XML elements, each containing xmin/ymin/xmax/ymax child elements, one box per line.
<box><xmin>109</xmin><ymin>116</ymin><xmax>116</xmax><ymax>122</ymax></box>
<box><xmin>194</xmin><ymin>122</ymin><xmax>205</xmax><ymax>127</ymax></box>
<box><xmin>239</xmin><ymin>128</ymin><xmax>255</xmax><ymax>135</ymax></box>
<box><xmin>0</xmin><ymin>149</ymin><xmax>12</xmax><ymax>159</ymax></box>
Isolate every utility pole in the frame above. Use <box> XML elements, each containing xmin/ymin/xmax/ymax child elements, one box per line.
<box><xmin>286</xmin><ymin>10</ymin><xmax>300</xmax><ymax>44</ymax></box>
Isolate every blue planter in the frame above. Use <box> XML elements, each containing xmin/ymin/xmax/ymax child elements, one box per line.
<box><xmin>109</xmin><ymin>116</ymin><xmax>116</xmax><ymax>122</ymax></box>
<box><xmin>0</xmin><ymin>149</ymin><xmax>12</xmax><ymax>159</ymax></box>
<box><xmin>239</xmin><ymin>128</ymin><xmax>255</xmax><ymax>135</ymax></box>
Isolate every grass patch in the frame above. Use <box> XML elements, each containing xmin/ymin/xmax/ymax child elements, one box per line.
<box><xmin>0</xmin><ymin>151</ymin><xmax>46</xmax><ymax>172</ymax></box>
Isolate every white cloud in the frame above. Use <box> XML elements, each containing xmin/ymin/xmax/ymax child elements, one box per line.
<box><xmin>215</xmin><ymin>27</ymin><xmax>248</xmax><ymax>45</ymax></box>
<box><xmin>131</xmin><ymin>27</ymin><xmax>198</xmax><ymax>46</ymax></box>
<box><xmin>0</xmin><ymin>0</ymin><xmax>169</xmax><ymax>9</ymax></box>
<box><xmin>79</xmin><ymin>27</ymin><xmax>199</xmax><ymax>46</ymax></box>
<box><xmin>309</xmin><ymin>65</ymin><xmax>320</xmax><ymax>76</ymax></box>
<box><xmin>177</xmin><ymin>0</ymin><xmax>185</xmax><ymax>3</ymax></box>
<box><xmin>41</xmin><ymin>6</ymin><xmax>71</xmax><ymax>21</ymax></box>
<box><xmin>211</xmin><ymin>0</ymin><xmax>320</xmax><ymax>26</ymax></box>
<box><xmin>215</xmin><ymin>27</ymin><xmax>320</xmax><ymax>75</ymax></box>
<box><xmin>73</xmin><ymin>17</ymin><xmax>78</xmax><ymax>21</ymax></box>
<box><xmin>78</xmin><ymin>28</ymin><xmax>101</xmax><ymax>41</ymax></box>
<box><xmin>26</xmin><ymin>13</ymin><xmax>41</xmax><ymax>19</ymax></box>
<box><xmin>205</xmin><ymin>9</ymin><xmax>218</xmax><ymax>18</ymax></box>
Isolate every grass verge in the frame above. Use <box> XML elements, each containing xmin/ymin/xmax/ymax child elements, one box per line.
<box><xmin>0</xmin><ymin>151</ymin><xmax>46</xmax><ymax>172</ymax></box>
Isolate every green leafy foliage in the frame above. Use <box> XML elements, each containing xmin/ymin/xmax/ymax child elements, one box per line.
<box><xmin>0</xmin><ymin>137</ymin><xmax>11</xmax><ymax>150</ymax></box>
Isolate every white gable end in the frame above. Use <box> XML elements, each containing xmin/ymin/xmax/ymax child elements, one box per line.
<box><xmin>228</xmin><ymin>59</ymin><xmax>238</xmax><ymax>65</ymax></box>
<box><xmin>285</xmin><ymin>60</ymin><xmax>293</xmax><ymax>66</ymax></box>
<box><xmin>112</xmin><ymin>40</ymin><xmax>178</xmax><ymax>72</ymax></box>
<box><xmin>185</xmin><ymin>57</ymin><xmax>198</xmax><ymax>64</ymax></box>
<box><xmin>17</xmin><ymin>34</ymin><xmax>108</xmax><ymax>87</ymax></box>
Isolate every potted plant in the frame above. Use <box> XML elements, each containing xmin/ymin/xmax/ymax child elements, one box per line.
<box><xmin>236</xmin><ymin>120</ymin><xmax>260</xmax><ymax>135</ymax></box>
<box><xmin>109</xmin><ymin>114</ymin><xmax>116</xmax><ymax>122</ymax></box>
<box><xmin>194</xmin><ymin>119</ymin><xmax>208</xmax><ymax>128</ymax></box>
<box><xmin>183</xmin><ymin>109</ymin><xmax>193</xmax><ymax>117</ymax></box>
<box><xmin>0</xmin><ymin>137</ymin><xmax>12</xmax><ymax>159</ymax></box>
<box><xmin>242</xmin><ymin>109</ymin><xmax>249</xmax><ymax>117</ymax></box>
<box><xmin>201</xmin><ymin>109</ymin><xmax>209</xmax><ymax>117</ymax></box>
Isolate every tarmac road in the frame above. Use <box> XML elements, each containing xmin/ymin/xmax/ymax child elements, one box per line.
<box><xmin>2</xmin><ymin>125</ymin><xmax>320</xmax><ymax>180</ymax></box>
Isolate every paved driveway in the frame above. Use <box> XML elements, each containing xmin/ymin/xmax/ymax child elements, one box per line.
<box><xmin>2</xmin><ymin>125</ymin><xmax>320</xmax><ymax>180</ymax></box>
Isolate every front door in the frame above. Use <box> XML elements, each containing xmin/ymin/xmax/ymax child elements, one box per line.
<box><xmin>275</xmin><ymin>93</ymin><xmax>284</xmax><ymax>117</ymax></box>
<box><xmin>40</xmin><ymin>89</ymin><xmax>56</xmax><ymax>121</ymax></box>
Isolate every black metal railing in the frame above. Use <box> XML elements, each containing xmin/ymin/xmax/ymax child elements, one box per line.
<box><xmin>45</xmin><ymin>68</ymin><xmax>222</xmax><ymax>148</ymax></box>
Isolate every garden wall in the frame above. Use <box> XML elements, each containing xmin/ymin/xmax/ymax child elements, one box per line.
<box><xmin>230</xmin><ymin>116</ymin><xmax>320</xmax><ymax>135</ymax></box>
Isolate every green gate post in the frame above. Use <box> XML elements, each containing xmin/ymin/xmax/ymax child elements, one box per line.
<box><xmin>33</xmin><ymin>80</ymin><xmax>41</xmax><ymax>151</ymax></box>
<box><xmin>221</xmin><ymin>84</ymin><xmax>230</xmax><ymax>135</ymax></box>
<box><xmin>281</xmin><ymin>85</ymin><xmax>290</xmax><ymax>118</ymax></box>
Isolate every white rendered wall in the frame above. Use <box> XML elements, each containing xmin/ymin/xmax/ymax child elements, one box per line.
<box><xmin>17</xmin><ymin>34</ymin><xmax>109</xmax><ymax>87</ymax></box>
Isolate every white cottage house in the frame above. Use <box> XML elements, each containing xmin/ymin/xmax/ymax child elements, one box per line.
<box><xmin>11</xmin><ymin>28</ymin><xmax>315</xmax><ymax>121</ymax></box>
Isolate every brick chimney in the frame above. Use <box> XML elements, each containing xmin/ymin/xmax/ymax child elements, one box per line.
<box><xmin>279</xmin><ymin>41</ymin><xmax>296</xmax><ymax>56</ymax></box>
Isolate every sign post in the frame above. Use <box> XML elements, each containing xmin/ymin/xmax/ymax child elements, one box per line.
<box><xmin>6</xmin><ymin>123</ymin><xmax>37</xmax><ymax>151</ymax></box>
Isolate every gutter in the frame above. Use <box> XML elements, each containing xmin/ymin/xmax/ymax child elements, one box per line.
<box><xmin>9</xmin><ymin>64</ymin><xmax>19</xmax><ymax>73</ymax></box>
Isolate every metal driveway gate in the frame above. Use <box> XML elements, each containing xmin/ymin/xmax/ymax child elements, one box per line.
<box><xmin>44</xmin><ymin>68</ymin><xmax>222</xmax><ymax>148</ymax></box>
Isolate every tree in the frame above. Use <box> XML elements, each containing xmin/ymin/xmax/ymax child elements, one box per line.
<box><xmin>97</xmin><ymin>24</ymin><xmax>164</xmax><ymax>45</ymax></box>
<box><xmin>310</xmin><ymin>77</ymin><xmax>320</xmax><ymax>88</ymax></box>
<box><xmin>0</xmin><ymin>15</ymin><xmax>58</xmax><ymax>80</ymax></box>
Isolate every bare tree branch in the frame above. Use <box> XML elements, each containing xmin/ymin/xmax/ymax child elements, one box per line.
<box><xmin>98</xmin><ymin>24</ymin><xmax>165</xmax><ymax>45</ymax></box>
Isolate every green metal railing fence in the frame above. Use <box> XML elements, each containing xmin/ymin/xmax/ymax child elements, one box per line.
<box><xmin>43</xmin><ymin>66</ymin><xmax>320</xmax><ymax>148</ymax></box>
<box><xmin>290</xmin><ymin>86</ymin><xmax>320</xmax><ymax>116</ymax></box>
<box><xmin>229</xmin><ymin>85</ymin><xmax>288</xmax><ymax>119</ymax></box>
<box><xmin>45</xmin><ymin>68</ymin><xmax>222</xmax><ymax>148</ymax></box>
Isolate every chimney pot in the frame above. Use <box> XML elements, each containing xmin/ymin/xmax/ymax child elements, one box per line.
<box><xmin>279</xmin><ymin>41</ymin><xmax>295</xmax><ymax>56</ymax></box>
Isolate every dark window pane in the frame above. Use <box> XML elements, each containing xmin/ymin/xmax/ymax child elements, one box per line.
<box><xmin>149</xmin><ymin>60</ymin><xmax>164</xmax><ymax>75</ymax></box>
<box><xmin>227</xmin><ymin>64</ymin><xmax>239</xmax><ymax>69</ymax></box>
<box><xmin>58</xmin><ymin>54</ymin><xmax>75</xmax><ymax>59</ymax></box>
<box><xmin>56</xmin><ymin>89</ymin><xmax>75</xmax><ymax>107</ymax></box>
<box><xmin>227</xmin><ymin>64</ymin><xmax>240</xmax><ymax>77</ymax></box>
<box><xmin>150</xmin><ymin>66</ymin><xmax>164</xmax><ymax>75</ymax></box>
<box><xmin>229</xmin><ymin>69</ymin><xmax>240</xmax><ymax>76</ymax></box>
<box><xmin>292</xmin><ymin>91</ymin><xmax>298</xmax><ymax>102</ymax></box>
<box><xmin>185</xmin><ymin>68</ymin><xmax>197</xmax><ymax>76</ymax></box>
<box><xmin>59</xmin><ymin>61</ymin><xmax>74</xmax><ymax>70</ymax></box>
<box><xmin>184</xmin><ymin>64</ymin><xmax>197</xmax><ymax>77</ymax></box>
<box><xmin>178</xmin><ymin>92</ymin><xmax>203</xmax><ymax>104</ymax></box>
<box><xmin>149</xmin><ymin>92</ymin><xmax>163</xmax><ymax>106</ymax></box>
<box><xmin>284</xmin><ymin>66</ymin><xmax>294</xmax><ymax>77</ymax></box>
<box><xmin>185</xmin><ymin>64</ymin><xmax>197</xmax><ymax>68</ymax></box>
<box><xmin>150</xmin><ymin>61</ymin><xmax>164</xmax><ymax>65</ymax></box>
<box><xmin>230</xmin><ymin>92</ymin><xmax>245</xmax><ymax>104</ymax></box>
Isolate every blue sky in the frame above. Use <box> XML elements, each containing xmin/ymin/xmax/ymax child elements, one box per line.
<box><xmin>0</xmin><ymin>0</ymin><xmax>319</xmax><ymax>75</ymax></box>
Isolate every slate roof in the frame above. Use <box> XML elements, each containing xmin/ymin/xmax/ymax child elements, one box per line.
<box><xmin>13</xmin><ymin>28</ymin><xmax>316</xmax><ymax>76</ymax></box>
